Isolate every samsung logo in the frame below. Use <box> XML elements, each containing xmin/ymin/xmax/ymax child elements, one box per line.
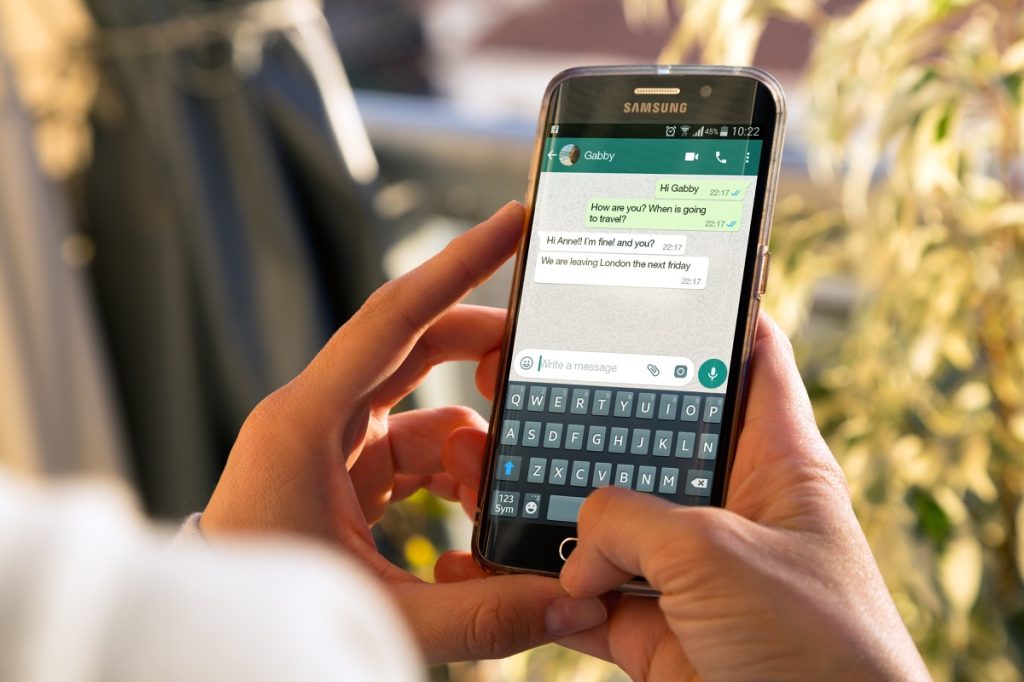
<box><xmin>622</xmin><ymin>101</ymin><xmax>688</xmax><ymax>114</ymax></box>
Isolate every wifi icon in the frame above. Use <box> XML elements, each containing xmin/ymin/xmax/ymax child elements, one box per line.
<box><xmin>680</xmin><ymin>125</ymin><xmax>691</xmax><ymax>136</ymax></box>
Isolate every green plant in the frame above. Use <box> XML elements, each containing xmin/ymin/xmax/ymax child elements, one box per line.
<box><xmin>652</xmin><ymin>0</ymin><xmax>1024</xmax><ymax>679</ymax></box>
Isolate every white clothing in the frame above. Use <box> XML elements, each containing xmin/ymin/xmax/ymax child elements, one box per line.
<box><xmin>0</xmin><ymin>472</ymin><xmax>422</xmax><ymax>682</ymax></box>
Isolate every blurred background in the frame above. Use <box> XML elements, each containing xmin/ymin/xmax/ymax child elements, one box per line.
<box><xmin>0</xmin><ymin>0</ymin><xmax>1021</xmax><ymax>679</ymax></box>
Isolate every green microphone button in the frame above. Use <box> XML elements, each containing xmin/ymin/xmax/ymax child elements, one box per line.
<box><xmin>698</xmin><ymin>359</ymin><xmax>728</xmax><ymax>389</ymax></box>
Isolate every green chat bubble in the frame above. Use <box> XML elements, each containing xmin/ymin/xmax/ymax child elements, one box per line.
<box><xmin>655</xmin><ymin>179</ymin><xmax>750</xmax><ymax>200</ymax></box>
<box><xmin>586</xmin><ymin>199</ymin><xmax>744</xmax><ymax>231</ymax></box>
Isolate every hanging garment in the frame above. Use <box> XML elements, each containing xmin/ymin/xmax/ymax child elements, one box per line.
<box><xmin>76</xmin><ymin>0</ymin><xmax>384</xmax><ymax>516</ymax></box>
<box><xmin>0</xmin><ymin>35</ymin><xmax>130</xmax><ymax>480</ymax></box>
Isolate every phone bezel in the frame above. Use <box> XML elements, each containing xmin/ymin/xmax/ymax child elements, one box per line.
<box><xmin>472</xmin><ymin>65</ymin><xmax>787</xmax><ymax>586</ymax></box>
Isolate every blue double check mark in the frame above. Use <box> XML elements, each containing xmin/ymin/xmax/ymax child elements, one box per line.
<box><xmin>726</xmin><ymin>220</ymin><xmax>737</xmax><ymax>228</ymax></box>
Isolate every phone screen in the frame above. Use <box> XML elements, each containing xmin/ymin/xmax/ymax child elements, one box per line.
<box><xmin>477</xmin><ymin>70</ymin><xmax>782</xmax><ymax>575</ymax></box>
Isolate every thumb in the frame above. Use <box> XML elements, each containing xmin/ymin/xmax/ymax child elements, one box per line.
<box><xmin>394</xmin><ymin>565</ymin><xmax>607</xmax><ymax>663</ymax></box>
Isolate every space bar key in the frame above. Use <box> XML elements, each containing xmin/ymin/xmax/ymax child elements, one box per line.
<box><xmin>546</xmin><ymin>495</ymin><xmax>586</xmax><ymax>523</ymax></box>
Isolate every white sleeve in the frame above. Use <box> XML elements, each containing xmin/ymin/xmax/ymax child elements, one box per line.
<box><xmin>0</xmin><ymin>472</ymin><xmax>423</xmax><ymax>682</ymax></box>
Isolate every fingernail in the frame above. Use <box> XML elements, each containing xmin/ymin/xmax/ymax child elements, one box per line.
<box><xmin>544</xmin><ymin>597</ymin><xmax>607</xmax><ymax>637</ymax></box>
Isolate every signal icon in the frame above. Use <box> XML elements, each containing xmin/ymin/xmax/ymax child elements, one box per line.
<box><xmin>679</xmin><ymin>125</ymin><xmax>691</xmax><ymax>136</ymax></box>
<box><xmin>693</xmin><ymin>126</ymin><xmax>705</xmax><ymax>138</ymax></box>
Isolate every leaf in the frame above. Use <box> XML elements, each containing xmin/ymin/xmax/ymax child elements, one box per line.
<box><xmin>939</xmin><ymin>534</ymin><xmax>982</xmax><ymax>634</ymax></box>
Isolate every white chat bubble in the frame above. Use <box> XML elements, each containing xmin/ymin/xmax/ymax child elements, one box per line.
<box><xmin>535</xmin><ymin>252</ymin><xmax>708</xmax><ymax>289</ymax></box>
<box><xmin>538</xmin><ymin>231</ymin><xmax>686</xmax><ymax>255</ymax></box>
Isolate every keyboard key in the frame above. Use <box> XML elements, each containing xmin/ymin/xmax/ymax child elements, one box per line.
<box><xmin>527</xmin><ymin>457</ymin><xmax>547</xmax><ymax>483</ymax></box>
<box><xmin>491</xmin><ymin>490</ymin><xmax>519</xmax><ymax>517</ymax></box>
<box><xmin>522</xmin><ymin>493</ymin><xmax>541</xmax><ymax>519</ymax></box>
<box><xmin>547</xmin><ymin>494</ymin><xmax>585</xmax><ymax>522</ymax></box>
<box><xmin>636</xmin><ymin>393</ymin><xmax>656</xmax><ymax>419</ymax></box>
<box><xmin>495</xmin><ymin>382</ymin><xmax>722</xmax><ymax>511</ymax></box>
<box><xmin>653</xmin><ymin>430</ymin><xmax>673</xmax><ymax>457</ymax></box>
<box><xmin>549</xmin><ymin>387</ymin><xmax>568</xmax><ymax>413</ymax></box>
<box><xmin>507</xmin><ymin>384</ymin><xmax>525</xmax><ymax>411</ymax></box>
<box><xmin>704</xmin><ymin>397</ymin><xmax>724</xmax><ymax>423</ymax></box>
<box><xmin>614</xmin><ymin>391</ymin><xmax>634</xmax><ymax>417</ymax></box>
<box><xmin>658</xmin><ymin>394</ymin><xmax>678</xmax><ymax>420</ymax></box>
<box><xmin>570</xmin><ymin>460</ymin><xmax>591</xmax><ymax>487</ymax></box>
<box><xmin>681</xmin><ymin>395</ymin><xmax>701</xmax><ymax>422</ymax></box>
<box><xmin>500</xmin><ymin>420</ymin><xmax>520</xmax><ymax>446</ymax></box>
<box><xmin>675</xmin><ymin>432</ymin><xmax>695</xmax><ymax>458</ymax></box>
<box><xmin>630</xmin><ymin>429</ymin><xmax>651</xmax><ymax>455</ymax></box>
<box><xmin>608</xmin><ymin>427</ymin><xmax>628</xmax><ymax>454</ymax></box>
<box><xmin>543</xmin><ymin>423</ymin><xmax>564</xmax><ymax>449</ymax></box>
<box><xmin>565</xmin><ymin>424</ymin><xmax>585</xmax><ymax>450</ymax></box>
<box><xmin>548</xmin><ymin>459</ymin><xmax>568</xmax><ymax>485</ymax></box>
<box><xmin>659</xmin><ymin>468</ymin><xmax>680</xmax><ymax>494</ymax></box>
<box><xmin>496</xmin><ymin>455</ymin><xmax>521</xmax><ymax>481</ymax></box>
<box><xmin>614</xmin><ymin>464</ymin><xmax>635</xmax><ymax>488</ymax></box>
<box><xmin>686</xmin><ymin>469</ymin><xmax>713</xmax><ymax>496</ymax></box>
<box><xmin>527</xmin><ymin>385</ymin><xmax>547</xmax><ymax>412</ymax></box>
<box><xmin>637</xmin><ymin>465</ymin><xmax>657</xmax><ymax>492</ymax></box>
<box><xmin>570</xmin><ymin>388</ymin><xmax>590</xmax><ymax>414</ymax></box>
<box><xmin>522</xmin><ymin>421</ymin><xmax>541</xmax><ymax>447</ymax></box>
<box><xmin>699</xmin><ymin>433</ymin><xmax>719</xmax><ymax>460</ymax></box>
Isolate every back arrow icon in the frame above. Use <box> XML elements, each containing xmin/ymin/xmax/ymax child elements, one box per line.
<box><xmin>547</xmin><ymin>151</ymin><xmax>557</xmax><ymax>159</ymax></box>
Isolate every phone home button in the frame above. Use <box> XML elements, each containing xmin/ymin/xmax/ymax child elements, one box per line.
<box><xmin>558</xmin><ymin>537</ymin><xmax>578</xmax><ymax>562</ymax></box>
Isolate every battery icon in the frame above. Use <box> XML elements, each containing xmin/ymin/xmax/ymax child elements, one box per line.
<box><xmin>719</xmin><ymin>125</ymin><xmax>728</xmax><ymax>137</ymax></box>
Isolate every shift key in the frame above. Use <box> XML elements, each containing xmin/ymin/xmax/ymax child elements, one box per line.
<box><xmin>546</xmin><ymin>494</ymin><xmax>586</xmax><ymax>523</ymax></box>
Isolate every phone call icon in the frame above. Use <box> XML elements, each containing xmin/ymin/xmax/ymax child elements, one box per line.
<box><xmin>715</xmin><ymin>151</ymin><xmax>727</xmax><ymax>164</ymax></box>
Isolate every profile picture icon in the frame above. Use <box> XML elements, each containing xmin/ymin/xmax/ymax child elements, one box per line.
<box><xmin>558</xmin><ymin>144</ymin><xmax>580</xmax><ymax>166</ymax></box>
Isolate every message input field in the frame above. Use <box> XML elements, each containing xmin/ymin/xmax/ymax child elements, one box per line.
<box><xmin>513</xmin><ymin>349</ymin><xmax>695</xmax><ymax>387</ymax></box>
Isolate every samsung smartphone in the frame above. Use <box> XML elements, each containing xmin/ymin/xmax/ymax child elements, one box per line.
<box><xmin>473</xmin><ymin>66</ymin><xmax>785</xmax><ymax>587</ymax></box>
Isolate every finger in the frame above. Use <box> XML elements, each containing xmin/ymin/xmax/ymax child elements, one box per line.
<box><xmin>390</xmin><ymin>472</ymin><xmax>462</xmax><ymax>503</ymax></box>
<box><xmin>424</xmin><ymin>472</ymin><xmax>462</xmax><ymax>502</ymax></box>
<box><xmin>458</xmin><ymin>485</ymin><xmax>477</xmax><ymax>519</ymax></box>
<box><xmin>555</xmin><ymin>626</ymin><xmax>614</xmax><ymax>662</ymax></box>
<box><xmin>435</xmin><ymin>550</ymin><xmax>487</xmax><ymax>582</ymax></box>
<box><xmin>560</xmin><ymin>487</ymin><xmax>738</xmax><ymax>598</ymax></box>
<box><xmin>475</xmin><ymin>349</ymin><xmax>501</xmax><ymax>400</ymax></box>
<box><xmin>387</xmin><ymin>406</ymin><xmax>486</xmax><ymax>476</ymax></box>
<box><xmin>303</xmin><ymin>203</ymin><xmax>524</xmax><ymax>410</ymax></box>
<box><xmin>742</xmin><ymin>312</ymin><xmax>824</xmax><ymax>451</ymax></box>
<box><xmin>441</xmin><ymin>426</ymin><xmax>487</xmax><ymax>491</ymax></box>
<box><xmin>436</xmin><ymin>552</ymin><xmax>614</xmax><ymax>661</ymax></box>
<box><xmin>731</xmin><ymin>312</ymin><xmax>845</xmax><ymax>501</ymax></box>
<box><xmin>348</xmin><ymin>406</ymin><xmax>484</xmax><ymax>520</ymax></box>
<box><xmin>374</xmin><ymin>305</ymin><xmax>507</xmax><ymax>409</ymax></box>
<box><xmin>395</xmin><ymin>570</ymin><xmax>606</xmax><ymax>663</ymax></box>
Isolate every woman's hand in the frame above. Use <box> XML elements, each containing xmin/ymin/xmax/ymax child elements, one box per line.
<box><xmin>201</xmin><ymin>203</ymin><xmax>607</xmax><ymax>663</ymax></box>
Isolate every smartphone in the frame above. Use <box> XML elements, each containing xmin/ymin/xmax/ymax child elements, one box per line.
<box><xmin>473</xmin><ymin>66</ymin><xmax>785</xmax><ymax>588</ymax></box>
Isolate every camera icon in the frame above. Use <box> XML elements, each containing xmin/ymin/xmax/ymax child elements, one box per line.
<box><xmin>673</xmin><ymin>364</ymin><xmax>688</xmax><ymax>379</ymax></box>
